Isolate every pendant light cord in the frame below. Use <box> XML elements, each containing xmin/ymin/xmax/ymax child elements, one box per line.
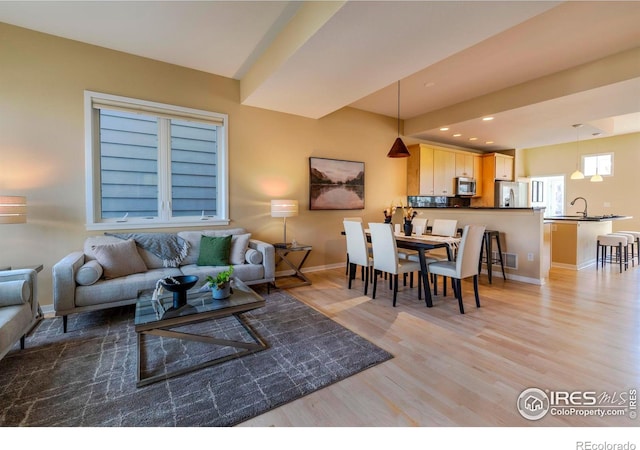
<box><xmin>397</xmin><ymin>80</ymin><xmax>401</xmax><ymax>136</ymax></box>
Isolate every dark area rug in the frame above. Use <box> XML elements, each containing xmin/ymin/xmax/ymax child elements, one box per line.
<box><xmin>0</xmin><ymin>288</ymin><xmax>392</xmax><ymax>427</ymax></box>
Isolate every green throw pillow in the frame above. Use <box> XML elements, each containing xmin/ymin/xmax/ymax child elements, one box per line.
<box><xmin>197</xmin><ymin>235</ymin><xmax>232</xmax><ymax>266</ymax></box>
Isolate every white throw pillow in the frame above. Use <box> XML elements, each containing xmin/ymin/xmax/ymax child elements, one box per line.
<box><xmin>229</xmin><ymin>233</ymin><xmax>251</xmax><ymax>265</ymax></box>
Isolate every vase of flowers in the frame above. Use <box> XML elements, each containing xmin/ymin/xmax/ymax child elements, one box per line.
<box><xmin>401</xmin><ymin>204</ymin><xmax>418</xmax><ymax>236</ymax></box>
<box><xmin>383</xmin><ymin>203</ymin><xmax>396</xmax><ymax>223</ymax></box>
<box><xmin>206</xmin><ymin>266</ymin><xmax>234</xmax><ymax>300</ymax></box>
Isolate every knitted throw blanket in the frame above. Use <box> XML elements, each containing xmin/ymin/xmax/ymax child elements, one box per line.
<box><xmin>106</xmin><ymin>233</ymin><xmax>190</xmax><ymax>268</ymax></box>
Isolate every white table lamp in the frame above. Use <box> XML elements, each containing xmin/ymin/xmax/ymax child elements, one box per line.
<box><xmin>271</xmin><ymin>199</ymin><xmax>298</xmax><ymax>247</ymax></box>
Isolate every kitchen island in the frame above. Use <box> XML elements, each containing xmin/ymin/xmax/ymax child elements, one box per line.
<box><xmin>403</xmin><ymin>206</ymin><xmax>548</xmax><ymax>284</ymax></box>
<box><xmin>545</xmin><ymin>215</ymin><xmax>632</xmax><ymax>270</ymax></box>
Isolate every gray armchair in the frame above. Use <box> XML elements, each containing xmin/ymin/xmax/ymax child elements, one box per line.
<box><xmin>0</xmin><ymin>269</ymin><xmax>40</xmax><ymax>360</ymax></box>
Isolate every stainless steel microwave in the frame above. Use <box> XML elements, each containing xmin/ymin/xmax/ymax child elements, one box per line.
<box><xmin>455</xmin><ymin>177</ymin><xmax>476</xmax><ymax>196</ymax></box>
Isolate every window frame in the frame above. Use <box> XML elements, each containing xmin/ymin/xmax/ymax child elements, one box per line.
<box><xmin>84</xmin><ymin>91</ymin><xmax>229</xmax><ymax>231</ymax></box>
<box><xmin>582</xmin><ymin>152</ymin><xmax>613</xmax><ymax>178</ymax></box>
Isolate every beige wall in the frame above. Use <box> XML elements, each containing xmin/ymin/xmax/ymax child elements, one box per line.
<box><xmin>520</xmin><ymin>132</ymin><xmax>640</xmax><ymax>232</ymax></box>
<box><xmin>0</xmin><ymin>23</ymin><xmax>408</xmax><ymax>307</ymax></box>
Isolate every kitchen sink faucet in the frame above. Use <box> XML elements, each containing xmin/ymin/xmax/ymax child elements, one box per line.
<box><xmin>570</xmin><ymin>197</ymin><xmax>588</xmax><ymax>218</ymax></box>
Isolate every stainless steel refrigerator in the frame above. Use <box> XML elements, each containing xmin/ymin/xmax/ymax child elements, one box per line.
<box><xmin>494</xmin><ymin>181</ymin><xmax>529</xmax><ymax>208</ymax></box>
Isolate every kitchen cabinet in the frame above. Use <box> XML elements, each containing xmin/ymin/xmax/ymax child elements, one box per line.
<box><xmin>407</xmin><ymin>144</ymin><xmax>434</xmax><ymax>195</ymax></box>
<box><xmin>455</xmin><ymin>153</ymin><xmax>474</xmax><ymax>178</ymax></box>
<box><xmin>433</xmin><ymin>149</ymin><xmax>456</xmax><ymax>195</ymax></box>
<box><xmin>408</xmin><ymin>144</ymin><xmax>482</xmax><ymax>197</ymax></box>
<box><xmin>494</xmin><ymin>153</ymin><xmax>514</xmax><ymax>180</ymax></box>
<box><xmin>473</xmin><ymin>152</ymin><xmax>515</xmax><ymax>207</ymax></box>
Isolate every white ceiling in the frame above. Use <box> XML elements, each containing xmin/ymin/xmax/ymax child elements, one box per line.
<box><xmin>1</xmin><ymin>0</ymin><xmax>639</xmax><ymax>151</ymax></box>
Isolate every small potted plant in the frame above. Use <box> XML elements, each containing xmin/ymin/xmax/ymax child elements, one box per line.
<box><xmin>206</xmin><ymin>266</ymin><xmax>234</xmax><ymax>300</ymax></box>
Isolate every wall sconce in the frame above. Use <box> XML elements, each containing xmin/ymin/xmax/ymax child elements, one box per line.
<box><xmin>271</xmin><ymin>199</ymin><xmax>298</xmax><ymax>247</ymax></box>
<box><xmin>0</xmin><ymin>196</ymin><xmax>27</xmax><ymax>224</ymax></box>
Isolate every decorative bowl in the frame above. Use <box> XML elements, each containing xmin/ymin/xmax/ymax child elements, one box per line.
<box><xmin>160</xmin><ymin>275</ymin><xmax>198</xmax><ymax>292</ymax></box>
<box><xmin>160</xmin><ymin>275</ymin><xmax>198</xmax><ymax>309</ymax></box>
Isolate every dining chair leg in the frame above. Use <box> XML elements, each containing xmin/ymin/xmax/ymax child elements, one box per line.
<box><xmin>432</xmin><ymin>274</ymin><xmax>438</xmax><ymax>295</ymax></box>
<box><xmin>364</xmin><ymin>265</ymin><xmax>370</xmax><ymax>296</ymax></box>
<box><xmin>348</xmin><ymin>263</ymin><xmax>356</xmax><ymax>289</ymax></box>
<box><xmin>372</xmin><ymin>269</ymin><xmax>379</xmax><ymax>298</ymax></box>
<box><xmin>456</xmin><ymin>279</ymin><xmax>465</xmax><ymax>314</ymax></box>
<box><xmin>392</xmin><ymin>274</ymin><xmax>399</xmax><ymax>307</ymax></box>
<box><xmin>473</xmin><ymin>275</ymin><xmax>480</xmax><ymax>308</ymax></box>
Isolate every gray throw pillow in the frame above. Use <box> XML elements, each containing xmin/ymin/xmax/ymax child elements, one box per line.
<box><xmin>76</xmin><ymin>260</ymin><xmax>104</xmax><ymax>286</ymax></box>
<box><xmin>0</xmin><ymin>280</ymin><xmax>30</xmax><ymax>307</ymax></box>
<box><xmin>245</xmin><ymin>248</ymin><xmax>263</xmax><ymax>265</ymax></box>
<box><xmin>91</xmin><ymin>239</ymin><xmax>147</xmax><ymax>279</ymax></box>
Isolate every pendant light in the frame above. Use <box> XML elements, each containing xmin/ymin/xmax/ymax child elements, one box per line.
<box><xmin>387</xmin><ymin>80</ymin><xmax>410</xmax><ymax>158</ymax></box>
<box><xmin>570</xmin><ymin>124</ymin><xmax>584</xmax><ymax>180</ymax></box>
<box><xmin>589</xmin><ymin>132</ymin><xmax>604</xmax><ymax>182</ymax></box>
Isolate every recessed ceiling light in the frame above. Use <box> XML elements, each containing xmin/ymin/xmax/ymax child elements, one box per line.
<box><xmin>482</xmin><ymin>117</ymin><xmax>494</xmax><ymax>121</ymax></box>
<box><xmin>424</xmin><ymin>81</ymin><xmax>436</xmax><ymax>88</ymax></box>
<box><xmin>440</xmin><ymin>127</ymin><xmax>449</xmax><ymax>131</ymax></box>
<box><xmin>453</xmin><ymin>133</ymin><xmax>462</xmax><ymax>137</ymax></box>
<box><xmin>469</xmin><ymin>137</ymin><xmax>478</xmax><ymax>141</ymax></box>
<box><xmin>485</xmin><ymin>141</ymin><xmax>494</xmax><ymax>144</ymax></box>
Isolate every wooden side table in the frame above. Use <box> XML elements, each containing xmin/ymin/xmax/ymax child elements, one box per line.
<box><xmin>274</xmin><ymin>243</ymin><xmax>312</xmax><ymax>288</ymax></box>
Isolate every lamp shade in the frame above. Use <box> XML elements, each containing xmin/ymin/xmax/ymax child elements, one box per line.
<box><xmin>387</xmin><ymin>137</ymin><xmax>411</xmax><ymax>158</ymax></box>
<box><xmin>0</xmin><ymin>196</ymin><xmax>27</xmax><ymax>224</ymax></box>
<box><xmin>271</xmin><ymin>199</ymin><xmax>298</xmax><ymax>218</ymax></box>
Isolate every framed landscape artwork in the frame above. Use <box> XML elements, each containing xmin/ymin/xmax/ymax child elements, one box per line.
<box><xmin>309</xmin><ymin>157</ymin><xmax>364</xmax><ymax>210</ymax></box>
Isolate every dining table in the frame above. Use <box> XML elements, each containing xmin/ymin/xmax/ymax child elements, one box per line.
<box><xmin>343</xmin><ymin>228</ymin><xmax>461</xmax><ymax>307</ymax></box>
<box><xmin>391</xmin><ymin>232</ymin><xmax>460</xmax><ymax>307</ymax></box>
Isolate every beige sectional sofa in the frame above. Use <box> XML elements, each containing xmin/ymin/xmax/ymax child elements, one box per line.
<box><xmin>52</xmin><ymin>228</ymin><xmax>274</xmax><ymax>332</ymax></box>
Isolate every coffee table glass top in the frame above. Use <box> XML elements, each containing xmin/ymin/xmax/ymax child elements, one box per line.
<box><xmin>135</xmin><ymin>277</ymin><xmax>264</xmax><ymax>327</ymax></box>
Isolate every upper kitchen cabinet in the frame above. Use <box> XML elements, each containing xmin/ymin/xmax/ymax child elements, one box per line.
<box><xmin>433</xmin><ymin>148</ymin><xmax>456</xmax><ymax>196</ymax></box>
<box><xmin>455</xmin><ymin>153</ymin><xmax>474</xmax><ymax>178</ymax></box>
<box><xmin>485</xmin><ymin>152</ymin><xmax>514</xmax><ymax>181</ymax></box>
<box><xmin>408</xmin><ymin>144</ymin><xmax>481</xmax><ymax>197</ymax></box>
<box><xmin>407</xmin><ymin>144</ymin><xmax>435</xmax><ymax>195</ymax></box>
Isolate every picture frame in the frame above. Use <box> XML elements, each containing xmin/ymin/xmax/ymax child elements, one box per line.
<box><xmin>309</xmin><ymin>157</ymin><xmax>364</xmax><ymax>210</ymax></box>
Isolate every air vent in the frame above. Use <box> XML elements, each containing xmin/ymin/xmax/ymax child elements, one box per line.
<box><xmin>492</xmin><ymin>251</ymin><xmax>518</xmax><ymax>269</ymax></box>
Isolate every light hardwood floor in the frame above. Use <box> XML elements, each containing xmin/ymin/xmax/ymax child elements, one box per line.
<box><xmin>241</xmin><ymin>264</ymin><xmax>640</xmax><ymax>427</ymax></box>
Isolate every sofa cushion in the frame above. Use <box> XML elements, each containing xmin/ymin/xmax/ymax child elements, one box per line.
<box><xmin>230</xmin><ymin>233</ymin><xmax>251</xmax><ymax>265</ymax></box>
<box><xmin>197</xmin><ymin>235</ymin><xmax>232</xmax><ymax>266</ymax></box>
<box><xmin>245</xmin><ymin>248</ymin><xmax>263</xmax><ymax>265</ymax></box>
<box><xmin>0</xmin><ymin>280</ymin><xmax>30</xmax><ymax>307</ymax></box>
<box><xmin>75</xmin><ymin>260</ymin><xmax>103</xmax><ymax>286</ymax></box>
<box><xmin>91</xmin><ymin>239</ymin><xmax>147</xmax><ymax>279</ymax></box>
<box><xmin>178</xmin><ymin>228</ymin><xmax>247</xmax><ymax>265</ymax></box>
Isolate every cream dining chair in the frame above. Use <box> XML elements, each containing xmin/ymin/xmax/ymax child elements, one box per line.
<box><xmin>427</xmin><ymin>224</ymin><xmax>486</xmax><ymax>314</ymax></box>
<box><xmin>430</xmin><ymin>219</ymin><xmax>458</xmax><ymax>237</ymax></box>
<box><xmin>368</xmin><ymin>222</ymin><xmax>424</xmax><ymax>307</ymax></box>
<box><xmin>412</xmin><ymin>217</ymin><xmax>428</xmax><ymax>236</ymax></box>
<box><xmin>343</xmin><ymin>220</ymin><xmax>373</xmax><ymax>295</ymax></box>
<box><xmin>343</xmin><ymin>217</ymin><xmax>363</xmax><ymax>276</ymax></box>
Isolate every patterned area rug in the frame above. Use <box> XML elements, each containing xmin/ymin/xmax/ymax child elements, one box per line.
<box><xmin>0</xmin><ymin>288</ymin><xmax>392</xmax><ymax>427</ymax></box>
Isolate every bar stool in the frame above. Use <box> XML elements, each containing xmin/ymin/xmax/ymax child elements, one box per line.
<box><xmin>478</xmin><ymin>230</ymin><xmax>506</xmax><ymax>283</ymax></box>
<box><xmin>608</xmin><ymin>232</ymin><xmax>637</xmax><ymax>268</ymax></box>
<box><xmin>596</xmin><ymin>234</ymin><xmax>628</xmax><ymax>273</ymax></box>
<box><xmin>617</xmin><ymin>231</ymin><xmax>640</xmax><ymax>266</ymax></box>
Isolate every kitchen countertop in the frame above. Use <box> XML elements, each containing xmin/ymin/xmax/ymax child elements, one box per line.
<box><xmin>412</xmin><ymin>206</ymin><xmax>545</xmax><ymax>211</ymax></box>
<box><xmin>545</xmin><ymin>215</ymin><xmax>631</xmax><ymax>222</ymax></box>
